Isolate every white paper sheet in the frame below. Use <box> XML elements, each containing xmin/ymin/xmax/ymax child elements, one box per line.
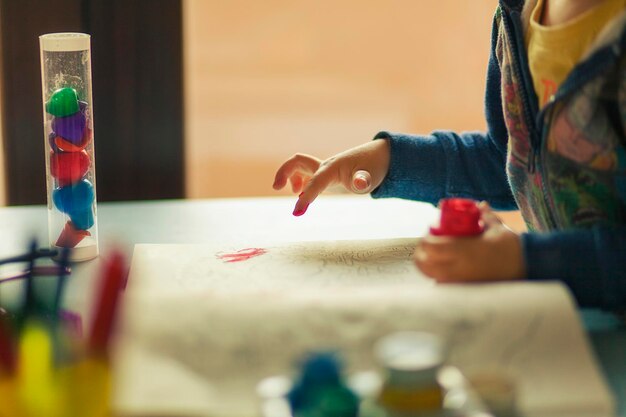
<box><xmin>115</xmin><ymin>239</ymin><xmax>614</xmax><ymax>417</ymax></box>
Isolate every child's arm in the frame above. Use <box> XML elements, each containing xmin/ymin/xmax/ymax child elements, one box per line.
<box><xmin>522</xmin><ymin>226</ymin><xmax>626</xmax><ymax>309</ymax></box>
<box><xmin>273</xmin><ymin>125</ymin><xmax>517</xmax><ymax>217</ymax></box>
<box><xmin>274</xmin><ymin>11</ymin><xmax>516</xmax><ymax>216</ymax></box>
<box><xmin>371</xmin><ymin>11</ymin><xmax>514</xmax><ymax>209</ymax></box>
<box><xmin>273</xmin><ymin>127</ymin><xmax>517</xmax><ymax>216</ymax></box>
<box><xmin>370</xmin><ymin>129</ymin><xmax>515</xmax><ymax>209</ymax></box>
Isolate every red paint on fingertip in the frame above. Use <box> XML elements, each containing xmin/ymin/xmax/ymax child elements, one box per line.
<box><xmin>293</xmin><ymin>203</ymin><xmax>309</xmax><ymax>217</ymax></box>
<box><xmin>216</xmin><ymin>248</ymin><xmax>267</xmax><ymax>263</ymax></box>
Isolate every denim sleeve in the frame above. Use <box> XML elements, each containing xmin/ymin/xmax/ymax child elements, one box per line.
<box><xmin>522</xmin><ymin>226</ymin><xmax>626</xmax><ymax>310</ymax></box>
<box><xmin>370</xmin><ymin>10</ymin><xmax>516</xmax><ymax>210</ymax></box>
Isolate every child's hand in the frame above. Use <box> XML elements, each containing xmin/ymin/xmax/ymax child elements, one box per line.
<box><xmin>415</xmin><ymin>202</ymin><xmax>526</xmax><ymax>282</ymax></box>
<box><xmin>273</xmin><ymin>140</ymin><xmax>391</xmax><ymax>216</ymax></box>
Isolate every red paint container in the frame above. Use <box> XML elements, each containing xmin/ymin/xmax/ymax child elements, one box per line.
<box><xmin>429</xmin><ymin>198</ymin><xmax>484</xmax><ymax>237</ymax></box>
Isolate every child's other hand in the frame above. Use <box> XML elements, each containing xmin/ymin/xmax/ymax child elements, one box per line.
<box><xmin>272</xmin><ymin>140</ymin><xmax>390</xmax><ymax>216</ymax></box>
<box><xmin>415</xmin><ymin>202</ymin><xmax>526</xmax><ymax>282</ymax></box>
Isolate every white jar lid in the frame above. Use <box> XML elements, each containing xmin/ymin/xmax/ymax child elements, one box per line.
<box><xmin>376</xmin><ymin>331</ymin><xmax>446</xmax><ymax>386</ymax></box>
<box><xmin>40</xmin><ymin>33</ymin><xmax>90</xmax><ymax>52</ymax></box>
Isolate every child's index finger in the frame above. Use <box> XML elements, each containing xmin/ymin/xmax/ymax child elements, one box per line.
<box><xmin>292</xmin><ymin>167</ymin><xmax>335</xmax><ymax>216</ymax></box>
<box><xmin>292</xmin><ymin>197</ymin><xmax>309</xmax><ymax>217</ymax></box>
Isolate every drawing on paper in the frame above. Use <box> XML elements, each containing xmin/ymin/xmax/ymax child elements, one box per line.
<box><xmin>124</xmin><ymin>240</ymin><xmax>614</xmax><ymax>417</ymax></box>
<box><xmin>216</xmin><ymin>248</ymin><xmax>267</xmax><ymax>263</ymax></box>
<box><xmin>171</xmin><ymin>238</ymin><xmax>425</xmax><ymax>291</ymax></box>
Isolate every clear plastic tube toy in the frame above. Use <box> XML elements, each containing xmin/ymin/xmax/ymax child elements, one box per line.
<box><xmin>40</xmin><ymin>33</ymin><xmax>98</xmax><ymax>261</ymax></box>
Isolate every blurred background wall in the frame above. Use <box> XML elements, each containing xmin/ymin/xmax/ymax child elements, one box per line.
<box><xmin>0</xmin><ymin>0</ymin><xmax>184</xmax><ymax>206</ymax></box>
<box><xmin>183</xmin><ymin>0</ymin><xmax>498</xmax><ymax>198</ymax></box>
<box><xmin>0</xmin><ymin>73</ymin><xmax>4</xmax><ymax>206</ymax></box>
<box><xmin>0</xmin><ymin>1</ymin><xmax>498</xmax><ymax>206</ymax></box>
<box><xmin>183</xmin><ymin>0</ymin><xmax>496</xmax><ymax>198</ymax></box>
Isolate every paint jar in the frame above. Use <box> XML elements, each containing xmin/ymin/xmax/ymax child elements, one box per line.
<box><xmin>257</xmin><ymin>352</ymin><xmax>361</xmax><ymax>417</ymax></box>
<box><xmin>375</xmin><ymin>331</ymin><xmax>446</xmax><ymax>417</ymax></box>
<box><xmin>430</xmin><ymin>198</ymin><xmax>484</xmax><ymax>237</ymax></box>
<box><xmin>40</xmin><ymin>33</ymin><xmax>98</xmax><ymax>261</ymax></box>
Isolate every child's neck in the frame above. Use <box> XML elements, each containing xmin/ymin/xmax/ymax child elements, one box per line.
<box><xmin>541</xmin><ymin>0</ymin><xmax>609</xmax><ymax>25</ymax></box>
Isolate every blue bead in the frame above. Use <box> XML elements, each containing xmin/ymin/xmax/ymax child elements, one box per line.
<box><xmin>69</xmin><ymin>209</ymin><xmax>95</xmax><ymax>230</ymax></box>
<box><xmin>52</xmin><ymin>179</ymin><xmax>95</xmax><ymax>214</ymax></box>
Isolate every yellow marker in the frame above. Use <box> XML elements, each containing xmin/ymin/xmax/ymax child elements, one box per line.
<box><xmin>18</xmin><ymin>321</ymin><xmax>62</xmax><ymax>417</ymax></box>
<box><xmin>59</xmin><ymin>355</ymin><xmax>111</xmax><ymax>417</ymax></box>
<box><xmin>0</xmin><ymin>376</ymin><xmax>23</xmax><ymax>417</ymax></box>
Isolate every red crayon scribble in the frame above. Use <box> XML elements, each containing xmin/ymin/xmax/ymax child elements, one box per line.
<box><xmin>216</xmin><ymin>248</ymin><xmax>267</xmax><ymax>263</ymax></box>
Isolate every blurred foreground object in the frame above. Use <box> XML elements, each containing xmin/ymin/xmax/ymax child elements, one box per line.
<box><xmin>0</xmin><ymin>243</ymin><xmax>127</xmax><ymax>417</ymax></box>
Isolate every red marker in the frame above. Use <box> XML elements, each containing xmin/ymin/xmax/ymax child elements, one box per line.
<box><xmin>0</xmin><ymin>315</ymin><xmax>16</xmax><ymax>374</ymax></box>
<box><xmin>429</xmin><ymin>198</ymin><xmax>484</xmax><ymax>237</ymax></box>
<box><xmin>88</xmin><ymin>251</ymin><xmax>127</xmax><ymax>355</ymax></box>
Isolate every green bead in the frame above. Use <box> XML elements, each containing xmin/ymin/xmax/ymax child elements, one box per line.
<box><xmin>45</xmin><ymin>87</ymin><xmax>79</xmax><ymax>117</ymax></box>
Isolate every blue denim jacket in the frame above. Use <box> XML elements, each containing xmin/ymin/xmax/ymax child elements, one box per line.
<box><xmin>372</xmin><ymin>0</ymin><xmax>626</xmax><ymax>310</ymax></box>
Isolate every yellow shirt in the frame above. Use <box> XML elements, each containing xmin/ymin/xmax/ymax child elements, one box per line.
<box><xmin>526</xmin><ymin>0</ymin><xmax>624</xmax><ymax>107</ymax></box>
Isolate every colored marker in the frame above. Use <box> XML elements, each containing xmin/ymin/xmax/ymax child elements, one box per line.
<box><xmin>0</xmin><ymin>315</ymin><xmax>16</xmax><ymax>375</ymax></box>
<box><xmin>18</xmin><ymin>321</ymin><xmax>61</xmax><ymax>417</ymax></box>
<box><xmin>88</xmin><ymin>251</ymin><xmax>127</xmax><ymax>355</ymax></box>
<box><xmin>0</xmin><ymin>247</ymin><xmax>57</xmax><ymax>266</ymax></box>
<box><xmin>52</xmin><ymin>248</ymin><xmax>71</xmax><ymax>315</ymax></box>
<box><xmin>50</xmin><ymin>248</ymin><xmax>72</xmax><ymax>366</ymax></box>
<box><xmin>0</xmin><ymin>374</ymin><xmax>19</xmax><ymax>417</ymax></box>
<box><xmin>63</xmin><ymin>357</ymin><xmax>111</xmax><ymax>417</ymax></box>
<box><xmin>0</xmin><ymin>265</ymin><xmax>71</xmax><ymax>284</ymax></box>
<box><xmin>22</xmin><ymin>240</ymin><xmax>39</xmax><ymax>318</ymax></box>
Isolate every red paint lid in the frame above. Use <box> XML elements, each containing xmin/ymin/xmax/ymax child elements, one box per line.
<box><xmin>429</xmin><ymin>198</ymin><xmax>484</xmax><ymax>237</ymax></box>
